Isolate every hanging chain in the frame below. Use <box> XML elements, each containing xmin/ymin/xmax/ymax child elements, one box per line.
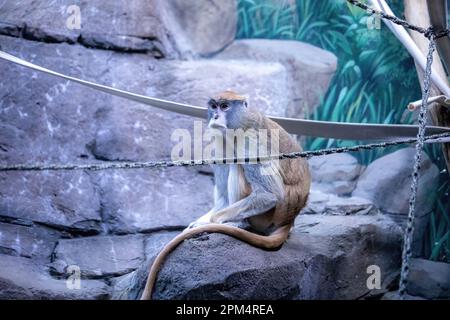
<box><xmin>0</xmin><ymin>0</ymin><xmax>448</xmax><ymax>300</ymax></box>
<box><xmin>0</xmin><ymin>132</ymin><xmax>449</xmax><ymax>172</ymax></box>
<box><xmin>398</xmin><ymin>37</ymin><xmax>437</xmax><ymax>299</ymax></box>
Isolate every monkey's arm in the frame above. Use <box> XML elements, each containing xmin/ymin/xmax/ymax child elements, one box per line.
<box><xmin>188</xmin><ymin>166</ymin><xmax>229</xmax><ymax>228</ymax></box>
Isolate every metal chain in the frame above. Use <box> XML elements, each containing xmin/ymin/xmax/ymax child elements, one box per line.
<box><xmin>0</xmin><ymin>0</ymin><xmax>447</xmax><ymax>301</ymax></box>
<box><xmin>398</xmin><ymin>37</ymin><xmax>437</xmax><ymax>299</ymax></box>
<box><xmin>1</xmin><ymin>132</ymin><xmax>449</xmax><ymax>172</ymax></box>
<box><xmin>346</xmin><ymin>0</ymin><xmax>449</xmax><ymax>39</ymax></box>
<box><xmin>348</xmin><ymin>0</ymin><xmax>448</xmax><ymax>300</ymax></box>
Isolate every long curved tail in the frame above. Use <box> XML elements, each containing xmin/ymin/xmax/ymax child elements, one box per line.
<box><xmin>140</xmin><ymin>222</ymin><xmax>293</xmax><ymax>300</ymax></box>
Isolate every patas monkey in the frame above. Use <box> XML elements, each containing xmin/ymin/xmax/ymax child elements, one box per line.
<box><xmin>141</xmin><ymin>91</ymin><xmax>311</xmax><ymax>300</ymax></box>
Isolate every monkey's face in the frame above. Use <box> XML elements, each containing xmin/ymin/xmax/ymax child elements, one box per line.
<box><xmin>207</xmin><ymin>98</ymin><xmax>247</xmax><ymax>130</ymax></box>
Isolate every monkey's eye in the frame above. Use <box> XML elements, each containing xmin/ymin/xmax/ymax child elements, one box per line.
<box><xmin>210</xmin><ymin>104</ymin><xmax>218</xmax><ymax>110</ymax></box>
<box><xmin>220</xmin><ymin>103</ymin><xmax>230</xmax><ymax>111</ymax></box>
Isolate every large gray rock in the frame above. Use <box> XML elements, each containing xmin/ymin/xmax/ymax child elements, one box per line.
<box><xmin>0</xmin><ymin>0</ymin><xmax>236</xmax><ymax>58</ymax></box>
<box><xmin>144</xmin><ymin>231</ymin><xmax>180</xmax><ymax>258</ymax></box>
<box><xmin>216</xmin><ymin>39</ymin><xmax>338</xmax><ymax>116</ymax></box>
<box><xmin>353</xmin><ymin>148</ymin><xmax>439</xmax><ymax>215</ymax></box>
<box><xmin>407</xmin><ymin>258</ymin><xmax>450</xmax><ymax>299</ymax></box>
<box><xmin>381</xmin><ymin>291</ymin><xmax>425</xmax><ymax>300</ymax></box>
<box><xmin>304</xmin><ymin>190</ymin><xmax>378</xmax><ymax>216</ymax></box>
<box><xmin>123</xmin><ymin>214</ymin><xmax>402</xmax><ymax>300</ymax></box>
<box><xmin>0</xmin><ymin>171</ymin><xmax>102</xmax><ymax>234</ymax></box>
<box><xmin>0</xmin><ymin>36</ymin><xmax>224</xmax><ymax>233</ymax></box>
<box><xmin>353</xmin><ymin>148</ymin><xmax>439</xmax><ymax>257</ymax></box>
<box><xmin>96</xmin><ymin>168</ymin><xmax>213</xmax><ymax>233</ymax></box>
<box><xmin>0</xmin><ymin>254</ymin><xmax>109</xmax><ymax>299</ymax></box>
<box><xmin>159</xmin><ymin>0</ymin><xmax>236</xmax><ymax>57</ymax></box>
<box><xmin>0</xmin><ymin>222</ymin><xmax>61</xmax><ymax>262</ymax></box>
<box><xmin>111</xmin><ymin>230</ymin><xmax>179</xmax><ymax>299</ymax></box>
<box><xmin>308</xmin><ymin>153</ymin><xmax>362</xmax><ymax>195</ymax></box>
<box><xmin>90</xmin><ymin>59</ymin><xmax>291</xmax><ymax>161</ymax></box>
<box><xmin>0</xmin><ymin>35</ymin><xmax>300</xmax><ymax>235</ymax></box>
<box><xmin>51</xmin><ymin>234</ymin><xmax>145</xmax><ymax>278</ymax></box>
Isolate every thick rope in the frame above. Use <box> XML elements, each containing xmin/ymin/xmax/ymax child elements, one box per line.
<box><xmin>0</xmin><ymin>0</ymin><xmax>447</xmax><ymax>301</ymax></box>
<box><xmin>347</xmin><ymin>0</ymin><xmax>447</xmax><ymax>299</ymax></box>
<box><xmin>346</xmin><ymin>0</ymin><xmax>449</xmax><ymax>39</ymax></box>
<box><xmin>0</xmin><ymin>132</ymin><xmax>449</xmax><ymax>172</ymax></box>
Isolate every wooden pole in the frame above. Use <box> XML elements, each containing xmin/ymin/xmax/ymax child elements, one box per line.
<box><xmin>404</xmin><ymin>0</ymin><xmax>450</xmax><ymax>173</ymax></box>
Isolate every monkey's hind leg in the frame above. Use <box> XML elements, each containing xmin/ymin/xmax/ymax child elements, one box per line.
<box><xmin>210</xmin><ymin>190</ymin><xmax>277</xmax><ymax>224</ymax></box>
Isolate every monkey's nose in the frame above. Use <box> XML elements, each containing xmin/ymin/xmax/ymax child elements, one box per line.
<box><xmin>214</xmin><ymin>114</ymin><xmax>219</xmax><ymax>120</ymax></box>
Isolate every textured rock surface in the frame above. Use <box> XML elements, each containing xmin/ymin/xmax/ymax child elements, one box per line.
<box><xmin>0</xmin><ymin>171</ymin><xmax>102</xmax><ymax>234</ymax></box>
<box><xmin>352</xmin><ymin>148</ymin><xmax>441</xmax><ymax>258</ymax></box>
<box><xmin>353</xmin><ymin>148</ymin><xmax>439</xmax><ymax>215</ymax></box>
<box><xmin>51</xmin><ymin>234</ymin><xmax>145</xmax><ymax>278</ymax></box>
<box><xmin>1</xmin><ymin>2</ymin><xmax>442</xmax><ymax>301</ymax></box>
<box><xmin>407</xmin><ymin>258</ymin><xmax>450</xmax><ymax>299</ymax></box>
<box><xmin>217</xmin><ymin>39</ymin><xmax>338</xmax><ymax>116</ymax></box>
<box><xmin>304</xmin><ymin>190</ymin><xmax>377</xmax><ymax>216</ymax></box>
<box><xmin>0</xmin><ymin>0</ymin><xmax>236</xmax><ymax>58</ymax></box>
<box><xmin>0</xmin><ymin>254</ymin><xmax>109</xmax><ymax>299</ymax></box>
<box><xmin>123</xmin><ymin>214</ymin><xmax>402</xmax><ymax>300</ymax></box>
<box><xmin>97</xmin><ymin>168</ymin><xmax>213</xmax><ymax>234</ymax></box>
<box><xmin>0</xmin><ymin>222</ymin><xmax>61</xmax><ymax>262</ymax></box>
<box><xmin>308</xmin><ymin>153</ymin><xmax>362</xmax><ymax>196</ymax></box>
<box><xmin>159</xmin><ymin>0</ymin><xmax>237</xmax><ymax>56</ymax></box>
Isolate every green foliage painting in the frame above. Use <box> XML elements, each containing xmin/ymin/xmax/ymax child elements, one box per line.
<box><xmin>236</xmin><ymin>0</ymin><xmax>449</xmax><ymax>262</ymax></box>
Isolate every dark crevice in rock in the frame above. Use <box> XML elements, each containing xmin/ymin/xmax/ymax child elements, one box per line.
<box><xmin>0</xmin><ymin>22</ymin><xmax>165</xmax><ymax>58</ymax></box>
<box><xmin>129</xmin><ymin>225</ymin><xmax>186</xmax><ymax>235</ymax></box>
<box><xmin>0</xmin><ymin>215</ymin><xmax>33</xmax><ymax>227</ymax></box>
<box><xmin>0</xmin><ymin>246</ymin><xmax>21</xmax><ymax>257</ymax></box>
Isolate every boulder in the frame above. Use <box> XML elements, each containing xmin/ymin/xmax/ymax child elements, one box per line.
<box><xmin>0</xmin><ymin>222</ymin><xmax>61</xmax><ymax>262</ymax></box>
<box><xmin>0</xmin><ymin>0</ymin><xmax>236</xmax><ymax>58</ymax></box>
<box><xmin>0</xmin><ymin>171</ymin><xmax>102</xmax><ymax>234</ymax></box>
<box><xmin>95</xmin><ymin>167</ymin><xmax>213</xmax><ymax>233</ymax></box>
<box><xmin>0</xmin><ymin>254</ymin><xmax>109</xmax><ymax>299</ymax></box>
<box><xmin>90</xmin><ymin>59</ymin><xmax>291</xmax><ymax>161</ymax></box>
<box><xmin>407</xmin><ymin>258</ymin><xmax>450</xmax><ymax>299</ymax></box>
<box><xmin>353</xmin><ymin>148</ymin><xmax>439</xmax><ymax>256</ymax></box>
<box><xmin>304</xmin><ymin>190</ymin><xmax>378</xmax><ymax>215</ymax></box>
<box><xmin>159</xmin><ymin>0</ymin><xmax>236</xmax><ymax>57</ymax></box>
<box><xmin>353</xmin><ymin>147</ymin><xmax>439</xmax><ymax>215</ymax></box>
<box><xmin>308</xmin><ymin>153</ymin><xmax>362</xmax><ymax>195</ymax></box>
<box><xmin>51</xmin><ymin>234</ymin><xmax>145</xmax><ymax>278</ymax></box>
<box><xmin>216</xmin><ymin>39</ymin><xmax>338</xmax><ymax>116</ymax></box>
<box><xmin>123</xmin><ymin>214</ymin><xmax>402</xmax><ymax>300</ymax></box>
<box><xmin>111</xmin><ymin>230</ymin><xmax>179</xmax><ymax>299</ymax></box>
<box><xmin>381</xmin><ymin>291</ymin><xmax>425</xmax><ymax>300</ymax></box>
<box><xmin>0</xmin><ymin>35</ymin><xmax>297</xmax><ymax>235</ymax></box>
<box><xmin>144</xmin><ymin>231</ymin><xmax>180</xmax><ymax>258</ymax></box>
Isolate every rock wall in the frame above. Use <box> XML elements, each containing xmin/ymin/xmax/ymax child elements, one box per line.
<box><xmin>1</xmin><ymin>1</ymin><xmax>445</xmax><ymax>300</ymax></box>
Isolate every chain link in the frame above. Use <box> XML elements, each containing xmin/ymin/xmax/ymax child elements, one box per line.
<box><xmin>0</xmin><ymin>0</ymin><xmax>448</xmax><ymax>300</ymax></box>
<box><xmin>347</xmin><ymin>0</ymin><xmax>449</xmax><ymax>299</ymax></box>
<box><xmin>1</xmin><ymin>132</ymin><xmax>449</xmax><ymax>172</ymax></box>
<box><xmin>398</xmin><ymin>37</ymin><xmax>437</xmax><ymax>299</ymax></box>
<box><xmin>346</xmin><ymin>0</ymin><xmax>449</xmax><ymax>39</ymax></box>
